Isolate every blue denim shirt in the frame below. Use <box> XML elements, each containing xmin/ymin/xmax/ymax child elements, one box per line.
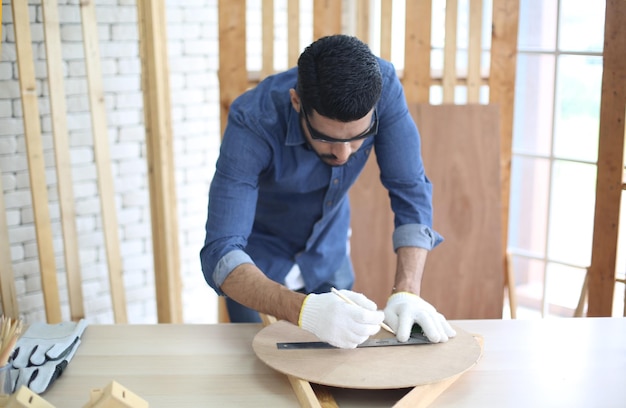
<box><xmin>200</xmin><ymin>58</ymin><xmax>442</xmax><ymax>295</ymax></box>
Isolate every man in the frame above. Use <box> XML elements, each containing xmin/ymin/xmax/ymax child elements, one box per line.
<box><xmin>200</xmin><ymin>35</ymin><xmax>455</xmax><ymax>349</ymax></box>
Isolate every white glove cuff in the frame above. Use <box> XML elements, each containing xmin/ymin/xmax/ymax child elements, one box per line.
<box><xmin>298</xmin><ymin>294</ymin><xmax>321</xmax><ymax>332</ymax></box>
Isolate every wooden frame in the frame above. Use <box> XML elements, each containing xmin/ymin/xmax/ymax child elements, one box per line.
<box><xmin>588</xmin><ymin>0</ymin><xmax>625</xmax><ymax>317</ymax></box>
<box><xmin>4</xmin><ymin>0</ymin><xmax>182</xmax><ymax>323</ymax></box>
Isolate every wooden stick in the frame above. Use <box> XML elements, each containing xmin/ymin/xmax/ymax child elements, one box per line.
<box><xmin>0</xmin><ymin>316</ymin><xmax>22</xmax><ymax>366</ymax></box>
<box><xmin>330</xmin><ymin>288</ymin><xmax>395</xmax><ymax>335</ymax></box>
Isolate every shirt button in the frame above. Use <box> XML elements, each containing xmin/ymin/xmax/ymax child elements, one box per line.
<box><xmin>326</xmin><ymin>201</ymin><xmax>332</xmax><ymax>206</ymax></box>
<box><xmin>333</xmin><ymin>179</ymin><xmax>339</xmax><ymax>185</ymax></box>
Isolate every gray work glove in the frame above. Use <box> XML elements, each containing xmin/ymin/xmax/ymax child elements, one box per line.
<box><xmin>10</xmin><ymin>337</ymin><xmax>81</xmax><ymax>393</ymax></box>
<box><xmin>10</xmin><ymin>319</ymin><xmax>87</xmax><ymax>393</ymax></box>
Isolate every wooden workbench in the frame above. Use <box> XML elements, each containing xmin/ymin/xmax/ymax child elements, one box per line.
<box><xmin>42</xmin><ymin>318</ymin><xmax>626</xmax><ymax>407</ymax></box>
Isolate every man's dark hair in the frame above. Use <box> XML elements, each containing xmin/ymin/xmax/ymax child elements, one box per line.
<box><xmin>297</xmin><ymin>35</ymin><xmax>382</xmax><ymax>122</ymax></box>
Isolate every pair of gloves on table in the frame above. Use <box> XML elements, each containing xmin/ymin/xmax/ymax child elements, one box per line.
<box><xmin>8</xmin><ymin>319</ymin><xmax>87</xmax><ymax>394</ymax></box>
<box><xmin>299</xmin><ymin>290</ymin><xmax>456</xmax><ymax>349</ymax></box>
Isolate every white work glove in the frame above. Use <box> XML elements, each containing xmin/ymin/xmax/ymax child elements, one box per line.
<box><xmin>299</xmin><ymin>290</ymin><xmax>384</xmax><ymax>349</ymax></box>
<box><xmin>11</xmin><ymin>319</ymin><xmax>87</xmax><ymax>368</ymax></box>
<box><xmin>384</xmin><ymin>292</ymin><xmax>456</xmax><ymax>343</ymax></box>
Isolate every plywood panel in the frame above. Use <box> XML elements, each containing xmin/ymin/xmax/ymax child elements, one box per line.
<box><xmin>253</xmin><ymin>320</ymin><xmax>482</xmax><ymax>389</ymax></box>
<box><xmin>413</xmin><ymin>104</ymin><xmax>503</xmax><ymax>319</ymax></box>
<box><xmin>351</xmin><ymin>105</ymin><xmax>503</xmax><ymax>319</ymax></box>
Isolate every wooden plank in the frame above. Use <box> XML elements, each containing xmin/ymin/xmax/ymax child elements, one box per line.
<box><xmin>489</xmin><ymin>0</ymin><xmax>519</xmax><ymax>292</ymax></box>
<box><xmin>80</xmin><ymin>0</ymin><xmax>127</xmax><ymax>323</ymax></box>
<box><xmin>442</xmin><ymin>0</ymin><xmax>458</xmax><ymax>103</ymax></box>
<box><xmin>403</xmin><ymin>0</ymin><xmax>431</xmax><ymax>104</ymax></box>
<box><xmin>313</xmin><ymin>0</ymin><xmax>341</xmax><ymax>40</ymax></box>
<box><xmin>588</xmin><ymin>0</ymin><xmax>625</xmax><ymax>317</ymax></box>
<box><xmin>467</xmin><ymin>0</ymin><xmax>483</xmax><ymax>103</ymax></box>
<box><xmin>356</xmin><ymin>0</ymin><xmax>370</xmax><ymax>44</ymax></box>
<box><xmin>217</xmin><ymin>0</ymin><xmax>247</xmax><ymax>323</ymax></box>
<box><xmin>505</xmin><ymin>251</ymin><xmax>518</xmax><ymax>318</ymax></box>
<box><xmin>287</xmin><ymin>0</ymin><xmax>300</xmax><ymax>67</ymax></box>
<box><xmin>0</xmin><ymin>7</ymin><xmax>18</xmax><ymax>320</ymax></box>
<box><xmin>379</xmin><ymin>0</ymin><xmax>392</xmax><ymax>61</ymax></box>
<box><xmin>11</xmin><ymin>0</ymin><xmax>62</xmax><ymax>323</ymax></box>
<box><xmin>259</xmin><ymin>313</ymin><xmax>326</xmax><ymax>408</ymax></box>
<box><xmin>393</xmin><ymin>372</ymin><xmax>462</xmax><ymax>408</ymax></box>
<box><xmin>413</xmin><ymin>104</ymin><xmax>503</xmax><ymax>319</ymax></box>
<box><xmin>42</xmin><ymin>0</ymin><xmax>84</xmax><ymax>322</ymax></box>
<box><xmin>136</xmin><ymin>0</ymin><xmax>183</xmax><ymax>323</ymax></box>
<box><xmin>0</xmin><ymin>175</ymin><xmax>19</xmax><ymax>319</ymax></box>
<box><xmin>261</xmin><ymin>0</ymin><xmax>274</xmax><ymax>79</ymax></box>
<box><xmin>218</xmin><ymin>0</ymin><xmax>247</xmax><ymax>137</ymax></box>
<box><xmin>393</xmin><ymin>335</ymin><xmax>483</xmax><ymax>407</ymax></box>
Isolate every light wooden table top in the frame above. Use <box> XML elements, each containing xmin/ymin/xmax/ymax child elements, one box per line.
<box><xmin>43</xmin><ymin>317</ymin><xmax>626</xmax><ymax>407</ymax></box>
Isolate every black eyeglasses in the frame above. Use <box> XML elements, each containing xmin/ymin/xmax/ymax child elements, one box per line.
<box><xmin>300</xmin><ymin>105</ymin><xmax>378</xmax><ymax>144</ymax></box>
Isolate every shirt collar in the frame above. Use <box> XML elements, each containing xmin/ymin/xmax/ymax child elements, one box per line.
<box><xmin>285</xmin><ymin>105</ymin><xmax>307</xmax><ymax>147</ymax></box>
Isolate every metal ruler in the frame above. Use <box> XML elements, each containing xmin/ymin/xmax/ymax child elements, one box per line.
<box><xmin>277</xmin><ymin>333</ymin><xmax>431</xmax><ymax>349</ymax></box>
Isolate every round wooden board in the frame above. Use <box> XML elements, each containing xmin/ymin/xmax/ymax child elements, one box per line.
<box><xmin>253</xmin><ymin>320</ymin><xmax>482</xmax><ymax>389</ymax></box>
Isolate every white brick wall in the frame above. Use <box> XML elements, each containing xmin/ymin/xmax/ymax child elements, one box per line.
<box><xmin>0</xmin><ymin>0</ymin><xmax>221</xmax><ymax>324</ymax></box>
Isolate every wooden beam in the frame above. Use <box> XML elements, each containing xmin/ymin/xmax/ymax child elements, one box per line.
<box><xmin>261</xmin><ymin>0</ymin><xmax>274</xmax><ymax>79</ymax></box>
<box><xmin>0</xmin><ymin>177</ymin><xmax>19</xmax><ymax>319</ymax></box>
<box><xmin>287</xmin><ymin>0</ymin><xmax>300</xmax><ymax>67</ymax></box>
<box><xmin>11</xmin><ymin>0</ymin><xmax>62</xmax><ymax>323</ymax></box>
<box><xmin>259</xmin><ymin>313</ymin><xmax>334</xmax><ymax>407</ymax></box>
<box><xmin>379</xmin><ymin>0</ymin><xmax>392</xmax><ymax>61</ymax></box>
<box><xmin>0</xmin><ymin>2</ymin><xmax>18</xmax><ymax>320</ymax></box>
<box><xmin>136</xmin><ymin>0</ymin><xmax>183</xmax><ymax>323</ymax></box>
<box><xmin>42</xmin><ymin>0</ymin><xmax>84</xmax><ymax>322</ymax></box>
<box><xmin>80</xmin><ymin>0</ymin><xmax>127</xmax><ymax>323</ymax></box>
<box><xmin>313</xmin><ymin>0</ymin><xmax>341</xmax><ymax>40</ymax></box>
<box><xmin>403</xmin><ymin>0</ymin><xmax>431</xmax><ymax>104</ymax></box>
<box><xmin>588</xmin><ymin>0</ymin><xmax>625</xmax><ymax>317</ymax></box>
<box><xmin>442</xmin><ymin>0</ymin><xmax>458</xmax><ymax>103</ymax></box>
<box><xmin>467</xmin><ymin>0</ymin><xmax>483</xmax><ymax>103</ymax></box>
<box><xmin>0</xmin><ymin>4</ymin><xmax>3</xmax><ymax>59</ymax></box>
<box><xmin>356</xmin><ymin>0</ymin><xmax>370</xmax><ymax>45</ymax></box>
<box><xmin>489</xmin><ymin>0</ymin><xmax>519</xmax><ymax>285</ymax></box>
<box><xmin>218</xmin><ymin>0</ymin><xmax>247</xmax><ymax>137</ymax></box>
<box><xmin>217</xmin><ymin>0</ymin><xmax>247</xmax><ymax>323</ymax></box>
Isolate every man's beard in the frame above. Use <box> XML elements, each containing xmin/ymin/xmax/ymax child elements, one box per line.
<box><xmin>306</xmin><ymin>141</ymin><xmax>355</xmax><ymax>167</ymax></box>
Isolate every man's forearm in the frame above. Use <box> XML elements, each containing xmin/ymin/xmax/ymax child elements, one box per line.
<box><xmin>220</xmin><ymin>263</ymin><xmax>306</xmax><ymax>324</ymax></box>
<box><xmin>393</xmin><ymin>246</ymin><xmax>428</xmax><ymax>295</ymax></box>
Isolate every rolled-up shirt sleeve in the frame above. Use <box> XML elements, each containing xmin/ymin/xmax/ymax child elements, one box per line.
<box><xmin>392</xmin><ymin>224</ymin><xmax>443</xmax><ymax>251</ymax></box>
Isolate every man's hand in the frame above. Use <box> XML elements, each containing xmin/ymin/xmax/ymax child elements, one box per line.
<box><xmin>299</xmin><ymin>290</ymin><xmax>384</xmax><ymax>349</ymax></box>
<box><xmin>384</xmin><ymin>292</ymin><xmax>456</xmax><ymax>343</ymax></box>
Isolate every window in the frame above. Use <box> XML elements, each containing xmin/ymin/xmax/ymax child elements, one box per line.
<box><xmin>509</xmin><ymin>0</ymin><xmax>614</xmax><ymax>317</ymax></box>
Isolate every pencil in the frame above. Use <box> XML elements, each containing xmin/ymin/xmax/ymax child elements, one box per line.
<box><xmin>330</xmin><ymin>287</ymin><xmax>396</xmax><ymax>335</ymax></box>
